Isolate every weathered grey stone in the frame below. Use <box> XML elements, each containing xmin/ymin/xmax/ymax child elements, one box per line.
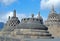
<box><xmin>0</xmin><ymin>10</ymin><xmax>53</xmax><ymax>40</ymax></box>
<box><xmin>45</xmin><ymin>6</ymin><xmax>60</xmax><ymax>38</ymax></box>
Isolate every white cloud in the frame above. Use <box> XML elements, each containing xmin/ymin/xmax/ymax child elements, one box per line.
<box><xmin>0</xmin><ymin>0</ymin><xmax>17</xmax><ymax>5</ymax></box>
<box><xmin>0</xmin><ymin>11</ymin><xmax>27</xmax><ymax>23</ymax></box>
<box><xmin>0</xmin><ymin>12</ymin><xmax>13</xmax><ymax>23</ymax></box>
<box><xmin>40</xmin><ymin>0</ymin><xmax>60</xmax><ymax>9</ymax></box>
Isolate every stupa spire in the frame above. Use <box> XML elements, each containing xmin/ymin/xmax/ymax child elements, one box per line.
<box><xmin>31</xmin><ymin>13</ymin><xmax>34</xmax><ymax>18</ymax></box>
<box><xmin>38</xmin><ymin>11</ymin><xmax>40</xmax><ymax>18</ymax></box>
<box><xmin>52</xmin><ymin>5</ymin><xmax>54</xmax><ymax>11</ymax></box>
<box><xmin>8</xmin><ymin>16</ymin><xmax>10</xmax><ymax>20</ymax></box>
<box><xmin>13</xmin><ymin>9</ymin><xmax>16</xmax><ymax>17</ymax></box>
<box><xmin>50</xmin><ymin>5</ymin><xmax>56</xmax><ymax>14</ymax></box>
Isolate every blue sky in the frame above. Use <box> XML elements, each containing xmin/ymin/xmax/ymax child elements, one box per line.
<box><xmin>0</xmin><ymin>0</ymin><xmax>60</xmax><ymax>23</ymax></box>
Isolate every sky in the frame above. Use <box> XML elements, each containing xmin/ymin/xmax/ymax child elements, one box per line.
<box><xmin>0</xmin><ymin>0</ymin><xmax>60</xmax><ymax>23</ymax></box>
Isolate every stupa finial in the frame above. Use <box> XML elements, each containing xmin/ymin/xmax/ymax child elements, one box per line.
<box><xmin>13</xmin><ymin>9</ymin><xmax>16</xmax><ymax>17</ymax></box>
<box><xmin>51</xmin><ymin>5</ymin><xmax>54</xmax><ymax>11</ymax></box>
<box><xmin>31</xmin><ymin>13</ymin><xmax>34</xmax><ymax>18</ymax></box>
<box><xmin>8</xmin><ymin>16</ymin><xmax>10</xmax><ymax>20</ymax></box>
<box><xmin>37</xmin><ymin>11</ymin><xmax>40</xmax><ymax>18</ymax></box>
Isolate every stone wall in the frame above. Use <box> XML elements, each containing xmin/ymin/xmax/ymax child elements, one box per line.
<box><xmin>47</xmin><ymin>25</ymin><xmax>60</xmax><ymax>38</ymax></box>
